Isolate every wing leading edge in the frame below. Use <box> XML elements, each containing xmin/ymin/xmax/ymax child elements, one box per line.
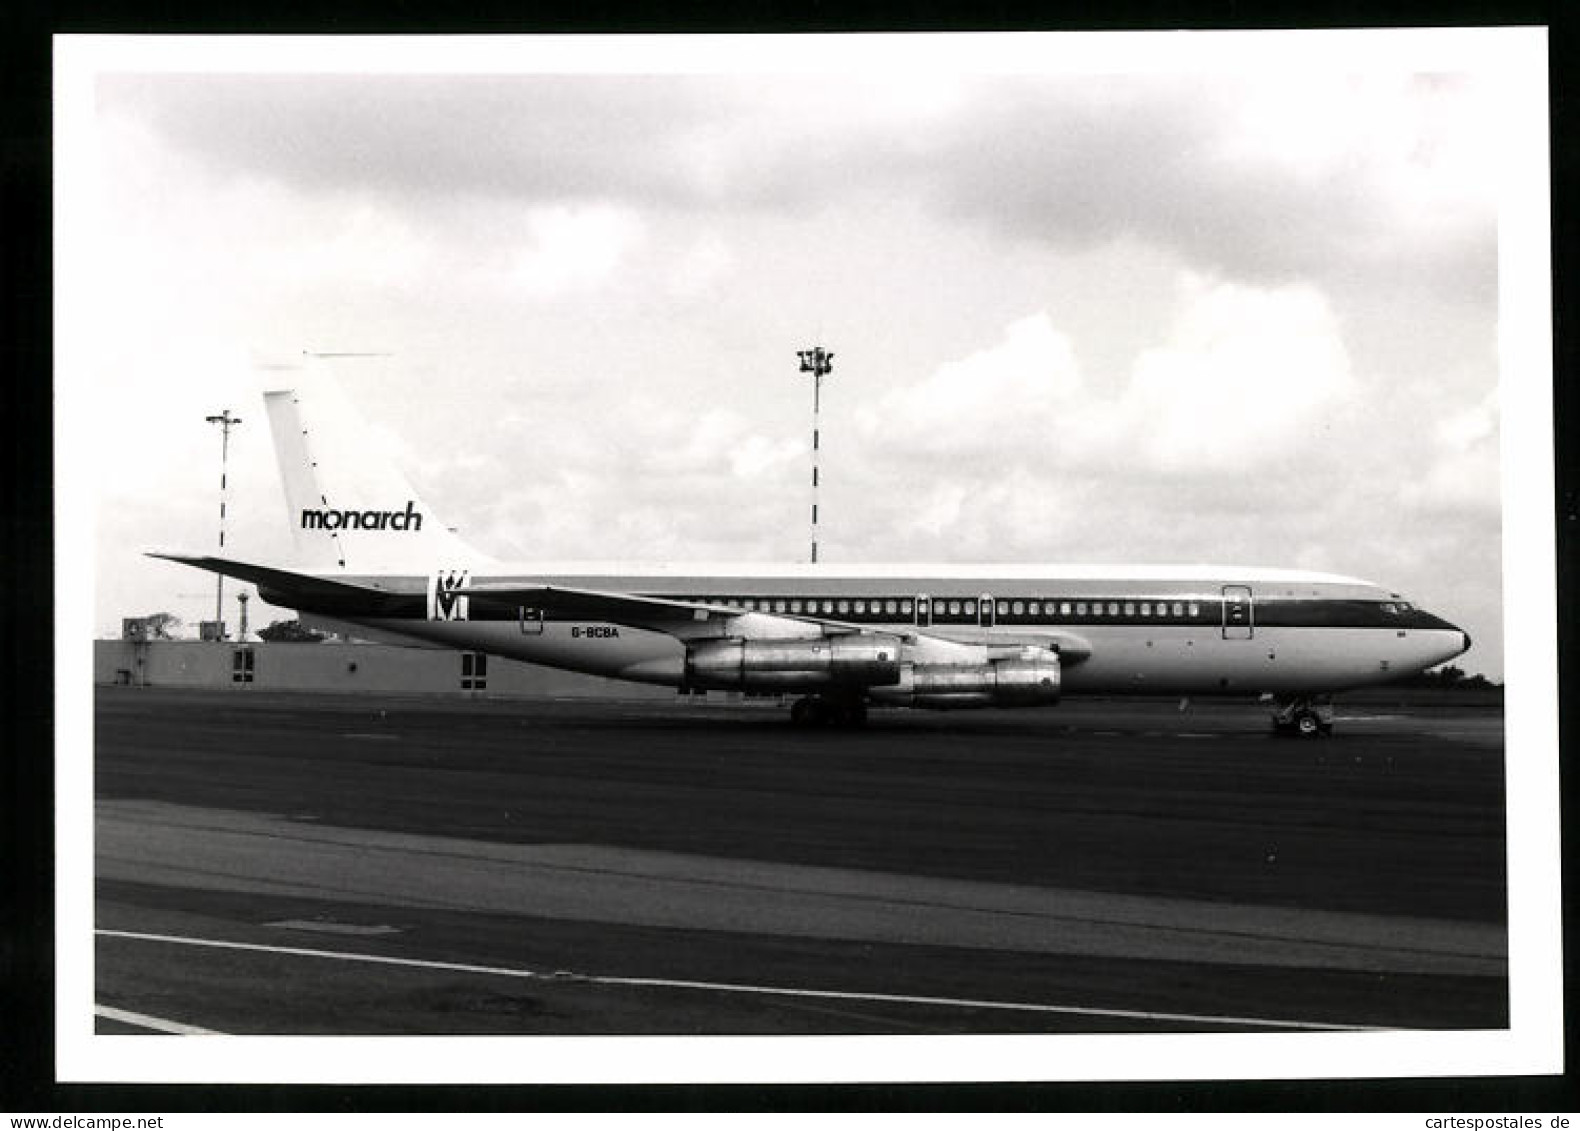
<box><xmin>457</xmin><ymin>581</ymin><xmax>843</xmax><ymax>640</ymax></box>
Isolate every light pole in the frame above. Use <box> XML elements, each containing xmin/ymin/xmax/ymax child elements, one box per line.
<box><xmin>205</xmin><ymin>409</ymin><xmax>242</xmax><ymax>638</ymax></box>
<box><xmin>796</xmin><ymin>346</ymin><xmax>834</xmax><ymax>564</ymax></box>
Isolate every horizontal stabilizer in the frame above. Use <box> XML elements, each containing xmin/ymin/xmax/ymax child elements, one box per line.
<box><xmin>147</xmin><ymin>552</ymin><xmax>400</xmax><ymax>603</ymax></box>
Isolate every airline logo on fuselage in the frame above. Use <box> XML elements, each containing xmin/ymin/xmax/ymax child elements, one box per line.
<box><xmin>428</xmin><ymin>570</ymin><xmax>470</xmax><ymax>621</ymax></box>
<box><xmin>300</xmin><ymin>500</ymin><xmax>424</xmax><ymax>532</ymax></box>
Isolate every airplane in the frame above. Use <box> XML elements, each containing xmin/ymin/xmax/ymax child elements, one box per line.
<box><xmin>153</xmin><ymin>376</ymin><xmax>1473</xmax><ymax>734</ymax></box>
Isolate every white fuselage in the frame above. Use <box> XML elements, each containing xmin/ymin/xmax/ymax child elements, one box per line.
<box><xmin>283</xmin><ymin>562</ymin><xmax>1470</xmax><ymax>698</ymax></box>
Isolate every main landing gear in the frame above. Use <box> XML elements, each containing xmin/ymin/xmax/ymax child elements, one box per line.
<box><xmin>1270</xmin><ymin>694</ymin><xmax>1335</xmax><ymax>737</ymax></box>
<box><xmin>789</xmin><ymin>695</ymin><xmax>869</xmax><ymax>728</ymax></box>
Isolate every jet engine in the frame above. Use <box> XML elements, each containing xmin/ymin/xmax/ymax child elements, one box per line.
<box><xmin>870</xmin><ymin>654</ymin><xmax>1062</xmax><ymax>709</ymax></box>
<box><xmin>686</xmin><ymin>633</ymin><xmax>1061</xmax><ymax>708</ymax></box>
<box><xmin>686</xmin><ymin>635</ymin><xmax>903</xmax><ymax>691</ymax></box>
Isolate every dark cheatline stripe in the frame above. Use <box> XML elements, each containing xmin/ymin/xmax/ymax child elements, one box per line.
<box><xmin>268</xmin><ymin>581</ymin><xmax>1453</xmax><ymax>632</ymax></box>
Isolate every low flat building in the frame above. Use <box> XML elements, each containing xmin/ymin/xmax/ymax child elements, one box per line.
<box><xmin>94</xmin><ymin>639</ymin><xmax>679</xmax><ymax>699</ymax></box>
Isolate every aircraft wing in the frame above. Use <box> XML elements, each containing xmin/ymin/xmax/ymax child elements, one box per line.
<box><xmin>457</xmin><ymin>582</ymin><xmax>840</xmax><ymax>637</ymax></box>
<box><xmin>150</xmin><ymin>558</ymin><xmax>1089</xmax><ymax>659</ymax></box>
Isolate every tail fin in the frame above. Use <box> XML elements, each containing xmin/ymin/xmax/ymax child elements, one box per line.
<box><xmin>263</xmin><ymin>370</ymin><xmax>491</xmax><ymax>572</ymax></box>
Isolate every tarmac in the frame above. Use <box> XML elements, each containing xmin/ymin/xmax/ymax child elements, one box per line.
<box><xmin>92</xmin><ymin>686</ymin><xmax>1508</xmax><ymax>1038</ymax></box>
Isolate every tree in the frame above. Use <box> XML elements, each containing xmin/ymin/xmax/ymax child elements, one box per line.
<box><xmin>256</xmin><ymin>619</ymin><xmax>327</xmax><ymax>643</ymax></box>
<box><xmin>1398</xmin><ymin>662</ymin><xmax>1500</xmax><ymax>690</ymax></box>
<box><xmin>143</xmin><ymin>612</ymin><xmax>181</xmax><ymax>640</ymax></box>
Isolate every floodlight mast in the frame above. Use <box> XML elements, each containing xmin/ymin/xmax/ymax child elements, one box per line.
<box><xmin>204</xmin><ymin>409</ymin><xmax>242</xmax><ymax>636</ymax></box>
<box><xmin>796</xmin><ymin>346</ymin><xmax>834</xmax><ymax>564</ymax></box>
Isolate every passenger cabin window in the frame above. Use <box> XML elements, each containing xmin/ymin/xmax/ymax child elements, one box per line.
<box><xmin>902</xmin><ymin>600</ymin><xmax>915</xmax><ymax>616</ymax></box>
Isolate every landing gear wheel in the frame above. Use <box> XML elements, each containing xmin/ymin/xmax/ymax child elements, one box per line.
<box><xmin>1271</xmin><ymin>695</ymin><xmax>1334</xmax><ymax>737</ymax></box>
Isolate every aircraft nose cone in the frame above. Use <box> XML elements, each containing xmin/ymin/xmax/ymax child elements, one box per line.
<box><xmin>1461</xmin><ymin>630</ymin><xmax>1472</xmax><ymax>654</ymax></box>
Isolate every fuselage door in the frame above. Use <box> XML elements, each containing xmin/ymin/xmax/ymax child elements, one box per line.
<box><xmin>980</xmin><ymin>593</ymin><xmax>995</xmax><ymax>629</ymax></box>
<box><xmin>1222</xmin><ymin>585</ymin><xmax>1254</xmax><ymax>640</ymax></box>
<box><xmin>519</xmin><ymin>606</ymin><xmax>544</xmax><ymax>635</ymax></box>
<box><xmin>915</xmin><ymin>593</ymin><xmax>932</xmax><ymax>628</ymax></box>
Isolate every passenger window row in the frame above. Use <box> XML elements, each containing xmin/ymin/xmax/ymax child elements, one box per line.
<box><xmin>673</xmin><ymin>595</ymin><xmax>1207</xmax><ymax>622</ymax></box>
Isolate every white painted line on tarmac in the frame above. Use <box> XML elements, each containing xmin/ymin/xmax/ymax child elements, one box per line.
<box><xmin>581</xmin><ymin>972</ymin><xmax>1386</xmax><ymax>1031</ymax></box>
<box><xmin>95</xmin><ymin>1003</ymin><xmax>224</xmax><ymax>1035</ymax></box>
<box><xmin>96</xmin><ymin>927</ymin><xmax>1387</xmax><ymax>1032</ymax></box>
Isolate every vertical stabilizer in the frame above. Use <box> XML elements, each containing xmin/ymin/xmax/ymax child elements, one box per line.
<box><xmin>262</xmin><ymin>371</ymin><xmax>490</xmax><ymax>572</ymax></box>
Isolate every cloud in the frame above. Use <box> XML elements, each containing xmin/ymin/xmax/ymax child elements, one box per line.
<box><xmin>508</xmin><ymin>204</ymin><xmax>644</xmax><ymax>295</ymax></box>
<box><xmin>255</xmin><ymin>199</ymin><xmax>434</xmax><ymax>288</ymax></box>
<box><xmin>1123</xmin><ymin>274</ymin><xmax>1354</xmax><ymax>472</ymax></box>
<box><xmin>1399</xmin><ymin>388</ymin><xmax>1501</xmax><ymax>514</ymax></box>
<box><xmin>856</xmin><ymin>312</ymin><xmax>1083</xmax><ymax>459</ymax></box>
<box><xmin>854</xmin><ymin>272</ymin><xmax>1354</xmax><ymax>482</ymax></box>
<box><xmin>99</xmin><ymin>69</ymin><xmax>1499</xmax><ymax>306</ymax></box>
<box><xmin>664</xmin><ymin>233</ymin><xmax>735</xmax><ymax>299</ymax></box>
<box><xmin>909</xmin><ymin>74</ymin><xmax>1497</xmax><ymax>294</ymax></box>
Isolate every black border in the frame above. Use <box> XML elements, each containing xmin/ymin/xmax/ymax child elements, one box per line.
<box><xmin>4</xmin><ymin>0</ymin><xmax>1574</xmax><ymax>1114</ymax></box>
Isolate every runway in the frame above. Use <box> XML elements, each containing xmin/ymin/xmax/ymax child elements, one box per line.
<box><xmin>92</xmin><ymin>686</ymin><xmax>1508</xmax><ymax>1036</ymax></box>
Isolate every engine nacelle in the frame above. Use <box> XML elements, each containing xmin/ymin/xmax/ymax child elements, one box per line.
<box><xmin>686</xmin><ymin>635</ymin><xmax>903</xmax><ymax>691</ymax></box>
<box><xmin>871</xmin><ymin>654</ymin><xmax>1061</xmax><ymax>709</ymax></box>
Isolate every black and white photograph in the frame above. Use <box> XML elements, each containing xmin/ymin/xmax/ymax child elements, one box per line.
<box><xmin>53</xmin><ymin>30</ymin><xmax>1559</xmax><ymax>1087</ymax></box>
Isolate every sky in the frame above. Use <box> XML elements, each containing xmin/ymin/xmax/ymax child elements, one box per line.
<box><xmin>57</xmin><ymin>33</ymin><xmax>1545</xmax><ymax>680</ymax></box>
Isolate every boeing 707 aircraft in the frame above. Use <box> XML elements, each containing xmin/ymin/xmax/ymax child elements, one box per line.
<box><xmin>154</xmin><ymin>378</ymin><xmax>1472</xmax><ymax>733</ymax></box>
